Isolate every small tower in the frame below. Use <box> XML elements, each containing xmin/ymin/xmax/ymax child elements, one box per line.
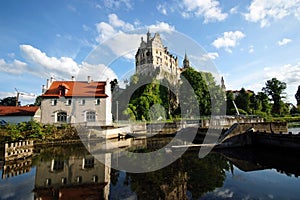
<box><xmin>183</xmin><ymin>52</ymin><xmax>190</xmax><ymax>69</ymax></box>
<box><xmin>147</xmin><ymin>30</ymin><xmax>151</xmax><ymax>43</ymax></box>
<box><xmin>221</xmin><ymin>76</ymin><xmax>226</xmax><ymax>91</ymax></box>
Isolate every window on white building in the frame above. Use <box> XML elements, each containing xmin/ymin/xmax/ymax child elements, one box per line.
<box><xmin>81</xmin><ymin>99</ymin><xmax>85</xmax><ymax>105</ymax></box>
<box><xmin>51</xmin><ymin>99</ymin><xmax>57</xmax><ymax>106</ymax></box>
<box><xmin>86</xmin><ymin>111</ymin><xmax>96</xmax><ymax>122</ymax></box>
<box><xmin>95</xmin><ymin>99</ymin><xmax>100</xmax><ymax>105</ymax></box>
<box><xmin>57</xmin><ymin>111</ymin><xmax>67</xmax><ymax>123</ymax></box>
<box><xmin>66</xmin><ymin>99</ymin><xmax>72</xmax><ymax>106</ymax></box>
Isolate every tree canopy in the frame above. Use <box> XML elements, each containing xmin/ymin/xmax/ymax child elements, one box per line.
<box><xmin>0</xmin><ymin>96</ymin><xmax>18</xmax><ymax>106</ymax></box>
<box><xmin>295</xmin><ymin>85</ymin><xmax>300</xmax><ymax>107</ymax></box>
<box><xmin>262</xmin><ymin>78</ymin><xmax>287</xmax><ymax>115</ymax></box>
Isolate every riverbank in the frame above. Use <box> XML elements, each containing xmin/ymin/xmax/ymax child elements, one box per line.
<box><xmin>0</xmin><ymin>121</ymin><xmax>79</xmax><ymax>143</ymax></box>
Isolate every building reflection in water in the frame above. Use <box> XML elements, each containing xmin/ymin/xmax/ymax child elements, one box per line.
<box><xmin>34</xmin><ymin>152</ymin><xmax>111</xmax><ymax>200</ymax></box>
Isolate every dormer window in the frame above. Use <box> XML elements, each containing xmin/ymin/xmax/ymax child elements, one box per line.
<box><xmin>58</xmin><ymin>83</ymin><xmax>70</xmax><ymax>96</ymax></box>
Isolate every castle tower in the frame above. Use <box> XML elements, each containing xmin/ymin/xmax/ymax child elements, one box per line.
<box><xmin>135</xmin><ymin>31</ymin><xmax>178</xmax><ymax>77</ymax></box>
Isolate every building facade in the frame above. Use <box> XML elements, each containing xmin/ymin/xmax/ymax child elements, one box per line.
<box><xmin>40</xmin><ymin>78</ymin><xmax>112</xmax><ymax>126</ymax></box>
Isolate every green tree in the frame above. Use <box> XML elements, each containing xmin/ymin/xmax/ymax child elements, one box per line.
<box><xmin>226</xmin><ymin>91</ymin><xmax>235</xmax><ymax>115</ymax></box>
<box><xmin>235</xmin><ymin>88</ymin><xmax>251</xmax><ymax>114</ymax></box>
<box><xmin>256</xmin><ymin>92</ymin><xmax>271</xmax><ymax>114</ymax></box>
<box><xmin>34</xmin><ymin>95</ymin><xmax>42</xmax><ymax>106</ymax></box>
<box><xmin>0</xmin><ymin>96</ymin><xmax>19</xmax><ymax>106</ymax></box>
<box><xmin>295</xmin><ymin>85</ymin><xmax>300</xmax><ymax>107</ymax></box>
<box><xmin>262</xmin><ymin>78</ymin><xmax>287</xmax><ymax>115</ymax></box>
<box><xmin>180</xmin><ymin>68</ymin><xmax>224</xmax><ymax>117</ymax></box>
<box><xmin>120</xmin><ymin>72</ymin><xmax>175</xmax><ymax>121</ymax></box>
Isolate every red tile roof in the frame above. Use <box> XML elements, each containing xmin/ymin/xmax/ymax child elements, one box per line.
<box><xmin>42</xmin><ymin>81</ymin><xmax>108</xmax><ymax>98</ymax></box>
<box><xmin>0</xmin><ymin>106</ymin><xmax>39</xmax><ymax>116</ymax></box>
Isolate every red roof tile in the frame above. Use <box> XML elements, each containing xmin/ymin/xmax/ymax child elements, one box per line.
<box><xmin>0</xmin><ymin>106</ymin><xmax>39</xmax><ymax>116</ymax></box>
<box><xmin>42</xmin><ymin>81</ymin><xmax>108</xmax><ymax>98</ymax></box>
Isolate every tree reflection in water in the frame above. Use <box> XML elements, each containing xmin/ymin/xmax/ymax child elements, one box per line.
<box><xmin>125</xmin><ymin>150</ymin><xmax>230</xmax><ymax>200</ymax></box>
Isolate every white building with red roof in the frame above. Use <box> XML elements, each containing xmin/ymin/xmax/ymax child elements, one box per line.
<box><xmin>40</xmin><ymin>77</ymin><xmax>112</xmax><ymax>126</ymax></box>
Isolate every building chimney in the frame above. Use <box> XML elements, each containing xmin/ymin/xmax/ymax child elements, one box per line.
<box><xmin>71</xmin><ymin>76</ymin><xmax>75</xmax><ymax>81</ymax></box>
<box><xmin>87</xmin><ymin>76</ymin><xmax>91</xmax><ymax>83</ymax></box>
<box><xmin>50</xmin><ymin>76</ymin><xmax>54</xmax><ymax>84</ymax></box>
<box><xmin>42</xmin><ymin>85</ymin><xmax>46</xmax><ymax>93</ymax></box>
<box><xmin>46</xmin><ymin>79</ymin><xmax>50</xmax><ymax>89</ymax></box>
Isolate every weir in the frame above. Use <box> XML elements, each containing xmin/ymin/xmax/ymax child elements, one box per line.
<box><xmin>215</xmin><ymin>122</ymin><xmax>300</xmax><ymax>149</ymax></box>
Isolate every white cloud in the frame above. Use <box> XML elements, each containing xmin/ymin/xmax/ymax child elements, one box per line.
<box><xmin>230</xmin><ymin>6</ymin><xmax>239</xmax><ymax>14</ymax></box>
<box><xmin>214</xmin><ymin>189</ymin><xmax>234</xmax><ymax>198</ymax></box>
<box><xmin>244</xmin><ymin>0</ymin><xmax>300</xmax><ymax>27</ymax></box>
<box><xmin>278</xmin><ymin>38</ymin><xmax>292</xmax><ymax>46</ymax></box>
<box><xmin>180</xmin><ymin>0</ymin><xmax>228</xmax><ymax>23</ymax></box>
<box><xmin>264</xmin><ymin>62</ymin><xmax>300</xmax><ymax>103</ymax></box>
<box><xmin>76</xmin><ymin>62</ymin><xmax>117</xmax><ymax>81</ymax></box>
<box><xmin>212</xmin><ymin>31</ymin><xmax>246</xmax><ymax>53</ymax></box>
<box><xmin>148</xmin><ymin>22</ymin><xmax>175</xmax><ymax>33</ymax></box>
<box><xmin>15</xmin><ymin>45</ymin><xmax>117</xmax><ymax>82</ymax></box>
<box><xmin>264</xmin><ymin>62</ymin><xmax>300</xmax><ymax>84</ymax></box>
<box><xmin>0</xmin><ymin>59</ymin><xmax>27</xmax><ymax>75</ymax></box>
<box><xmin>20</xmin><ymin>44</ymin><xmax>79</xmax><ymax>78</ymax></box>
<box><xmin>200</xmin><ymin>52</ymin><xmax>219</xmax><ymax>61</ymax></box>
<box><xmin>96</xmin><ymin>13</ymin><xmax>136</xmax><ymax>43</ymax></box>
<box><xmin>108</xmin><ymin>13</ymin><xmax>134</xmax><ymax>30</ymax></box>
<box><xmin>96</xmin><ymin>22</ymin><xmax>118</xmax><ymax>43</ymax></box>
<box><xmin>249</xmin><ymin>45</ymin><xmax>254</xmax><ymax>53</ymax></box>
<box><xmin>157</xmin><ymin>4</ymin><xmax>168</xmax><ymax>15</ymax></box>
<box><xmin>95</xmin><ymin>13</ymin><xmax>175</xmax><ymax>60</ymax></box>
<box><xmin>103</xmin><ymin>0</ymin><xmax>133</xmax><ymax>10</ymax></box>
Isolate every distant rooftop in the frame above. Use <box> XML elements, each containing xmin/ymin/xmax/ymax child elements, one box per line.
<box><xmin>0</xmin><ymin>106</ymin><xmax>39</xmax><ymax>116</ymax></box>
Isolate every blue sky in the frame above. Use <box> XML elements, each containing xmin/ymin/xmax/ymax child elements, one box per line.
<box><xmin>1</xmin><ymin>0</ymin><xmax>300</xmax><ymax>105</ymax></box>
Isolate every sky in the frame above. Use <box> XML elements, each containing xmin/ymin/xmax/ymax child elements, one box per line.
<box><xmin>1</xmin><ymin>0</ymin><xmax>300</xmax><ymax>105</ymax></box>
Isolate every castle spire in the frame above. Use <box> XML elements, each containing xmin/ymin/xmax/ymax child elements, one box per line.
<box><xmin>221</xmin><ymin>76</ymin><xmax>226</xmax><ymax>91</ymax></box>
<box><xmin>147</xmin><ymin>29</ymin><xmax>151</xmax><ymax>42</ymax></box>
<box><xmin>183</xmin><ymin>51</ymin><xmax>190</xmax><ymax>69</ymax></box>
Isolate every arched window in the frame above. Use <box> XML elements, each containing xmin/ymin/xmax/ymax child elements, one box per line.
<box><xmin>86</xmin><ymin>111</ymin><xmax>96</xmax><ymax>122</ymax></box>
<box><xmin>57</xmin><ymin>111</ymin><xmax>67</xmax><ymax>122</ymax></box>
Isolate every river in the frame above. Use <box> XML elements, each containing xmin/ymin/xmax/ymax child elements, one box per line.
<box><xmin>0</xmin><ymin>136</ymin><xmax>300</xmax><ymax>200</ymax></box>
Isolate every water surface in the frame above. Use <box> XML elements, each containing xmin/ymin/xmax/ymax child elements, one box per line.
<box><xmin>1</xmin><ymin>138</ymin><xmax>300</xmax><ymax>199</ymax></box>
